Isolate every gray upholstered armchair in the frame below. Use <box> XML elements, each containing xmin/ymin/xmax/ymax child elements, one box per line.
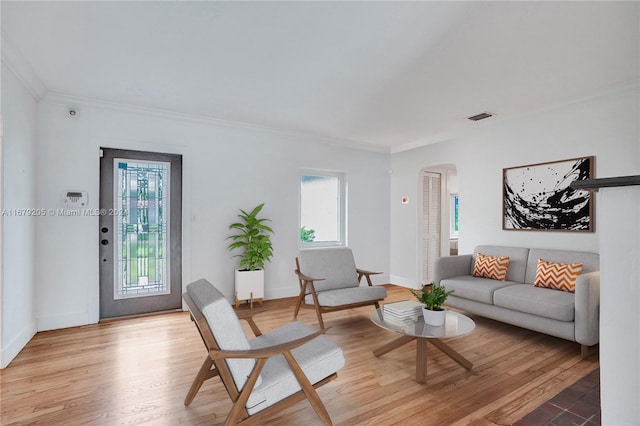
<box><xmin>183</xmin><ymin>279</ymin><xmax>345</xmax><ymax>425</ymax></box>
<box><xmin>294</xmin><ymin>247</ymin><xmax>387</xmax><ymax>330</ymax></box>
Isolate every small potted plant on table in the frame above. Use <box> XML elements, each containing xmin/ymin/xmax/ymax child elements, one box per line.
<box><xmin>410</xmin><ymin>282</ymin><xmax>454</xmax><ymax>326</ymax></box>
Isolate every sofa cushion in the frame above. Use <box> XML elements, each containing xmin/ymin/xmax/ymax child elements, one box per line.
<box><xmin>473</xmin><ymin>246</ymin><xmax>530</xmax><ymax>283</ymax></box>
<box><xmin>304</xmin><ymin>285</ymin><xmax>386</xmax><ymax>307</ymax></box>
<box><xmin>298</xmin><ymin>247</ymin><xmax>360</xmax><ymax>293</ymax></box>
<box><xmin>440</xmin><ymin>275</ymin><xmax>517</xmax><ymax>304</ymax></box>
<box><xmin>525</xmin><ymin>249</ymin><xmax>599</xmax><ymax>284</ymax></box>
<box><xmin>534</xmin><ymin>258</ymin><xmax>583</xmax><ymax>293</ymax></box>
<box><xmin>473</xmin><ymin>253</ymin><xmax>510</xmax><ymax>281</ymax></box>
<box><xmin>246</xmin><ymin>321</ymin><xmax>345</xmax><ymax>414</ymax></box>
<box><xmin>494</xmin><ymin>284</ymin><xmax>575</xmax><ymax>321</ymax></box>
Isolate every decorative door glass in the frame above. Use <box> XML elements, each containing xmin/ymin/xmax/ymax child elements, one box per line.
<box><xmin>114</xmin><ymin>159</ymin><xmax>171</xmax><ymax>299</ymax></box>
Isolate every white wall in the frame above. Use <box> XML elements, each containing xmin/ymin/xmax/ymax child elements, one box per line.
<box><xmin>599</xmin><ymin>186</ymin><xmax>640</xmax><ymax>425</ymax></box>
<box><xmin>34</xmin><ymin>96</ymin><xmax>391</xmax><ymax>331</ymax></box>
<box><xmin>390</xmin><ymin>86</ymin><xmax>640</xmax><ymax>285</ymax></box>
<box><xmin>1</xmin><ymin>63</ymin><xmax>38</xmax><ymax>367</ymax></box>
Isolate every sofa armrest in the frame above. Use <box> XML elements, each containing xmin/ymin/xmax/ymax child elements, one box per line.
<box><xmin>574</xmin><ymin>271</ymin><xmax>600</xmax><ymax>346</ymax></box>
<box><xmin>433</xmin><ymin>255</ymin><xmax>473</xmax><ymax>285</ymax></box>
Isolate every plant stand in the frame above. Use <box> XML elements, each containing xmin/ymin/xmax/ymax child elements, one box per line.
<box><xmin>235</xmin><ymin>269</ymin><xmax>264</xmax><ymax>308</ymax></box>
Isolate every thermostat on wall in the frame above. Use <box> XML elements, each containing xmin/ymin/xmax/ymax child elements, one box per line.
<box><xmin>64</xmin><ymin>191</ymin><xmax>88</xmax><ymax>208</ymax></box>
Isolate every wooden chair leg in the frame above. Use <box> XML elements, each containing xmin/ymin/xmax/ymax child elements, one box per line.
<box><xmin>245</xmin><ymin>317</ymin><xmax>262</xmax><ymax>337</ymax></box>
<box><xmin>364</xmin><ymin>274</ymin><xmax>374</xmax><ymax>286</ymax></box>
<box><xmin>314</xmin><ymin>307</ymin><xmax>326</xmax><ymax>331</ymax></box>
<box><xmin>293</xmin><ymin>287</ymin><xmax>305</xmax><ymax>319</ymax></box>
<box><xmin>282</xmin><ymin>351</ymin><xmax>333</xmax><ymax>425</ymax></box>
<box><xmin>293</xmin><ymin>258</ymin><xmax>306</xmax><ymax>320</ymax></box>
<box><xmin>184</xmin><ymin>356</ymin><xmax>219</xmax><ymax>406</ymax></box>
<box><xmin>308</xmin><ymin>287</ymin><xmax>325</xmax><ymax>330</ymax></box>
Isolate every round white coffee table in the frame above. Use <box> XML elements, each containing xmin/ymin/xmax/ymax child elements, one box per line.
<box><xmin>370</xmin><ymin>308</ymin><xmax>475</xmax><ymax>384</ymax></box>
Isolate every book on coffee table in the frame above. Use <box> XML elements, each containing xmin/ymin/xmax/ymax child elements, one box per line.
<box><xmin>384</xmin><ymin>300</ymin><xmax>422</xmax><ymax>315</ymax></box>
<box><xmin>383</xmin><ymin>300</ymin><xmax>423</xmax><ymax>325</ymax></box>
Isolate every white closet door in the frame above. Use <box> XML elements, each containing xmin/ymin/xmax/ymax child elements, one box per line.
<box><xmin>423</xmin><ymin>172</ymin><xmax>441</xmax><ymax>283</ymax></box>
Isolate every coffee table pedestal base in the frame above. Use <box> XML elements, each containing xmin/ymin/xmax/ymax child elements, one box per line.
<box><xmin>374</xmin><ymin>335</ymin><xmax>473</xmax><ymax>384</ymax></box>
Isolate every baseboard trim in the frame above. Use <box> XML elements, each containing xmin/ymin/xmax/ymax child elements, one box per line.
<box><xmin>265</xmin><ymin>286</ymin><xmax>300</xmax><ymax>301</ymax></box>
<box><xmin>389</xmin><ymin>275</ymin><xmax>419</xmax><ymax>289</ymax></box>
<box><xmin>1</xmin><ymin>319</ymin><xmax>37</xmax><ymax>369</ymax></box>
<box><xmin>37</xmin><ymin>311</ymin><xmax>94</xmax><ymax>332</ymax></box>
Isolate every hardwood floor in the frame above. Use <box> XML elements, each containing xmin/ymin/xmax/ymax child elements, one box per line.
<box><xmin>0</xmin><ymin>285</ymin><xmax>599</xmax><ymax>425</ymax></box>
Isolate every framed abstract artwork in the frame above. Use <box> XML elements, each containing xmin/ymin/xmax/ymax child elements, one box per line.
<box><xmin>503</xmin><ymin>156</ymin><xmax>594</xmax><ymax>232</ymax></box>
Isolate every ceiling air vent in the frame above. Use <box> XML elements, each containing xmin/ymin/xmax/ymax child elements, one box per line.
<box><xmin>467</xmin><ymin>112</ymin><xmax>493</xmax><ymax>121</ymax></box>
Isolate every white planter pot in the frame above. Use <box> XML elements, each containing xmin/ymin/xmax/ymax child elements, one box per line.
<box><xmin>235</xmin><ymin>269</ymin><xmax>264</xmax><ymax>308</ymax></box>
<box><xmin>422</xmin><ymin>306</ymin><xmax>446</xmax><ymax>326</ymax></box>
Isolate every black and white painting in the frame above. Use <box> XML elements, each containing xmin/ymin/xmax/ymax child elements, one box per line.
<box><xmin>503</xmin><ymin>156</ymin><xmax>594</xmax><ymax>231</ymax></box>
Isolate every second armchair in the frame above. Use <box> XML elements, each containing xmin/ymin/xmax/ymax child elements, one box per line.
<box><xmin>294</xmin><ymin>247</ymin><xmax>387</xmax><ymax>330</ymax></box>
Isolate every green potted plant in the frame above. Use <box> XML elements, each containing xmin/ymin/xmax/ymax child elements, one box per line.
<box><xmin>410</xmin><ymin>282</ymin><xmax>454</xmax><ymax>326</ymax></box>
<box><xmin>226</xmin><ymin>203</ymin><xmax>274</xmax><ymax>307</ymax></box>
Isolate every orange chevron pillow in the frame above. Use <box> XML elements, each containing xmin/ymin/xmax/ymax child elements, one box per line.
<box><xmin>473</xmin><ymin>253</ymin><xmax>510</xmax><ymax>281</ymax></box>
<box><xmin>534</xmin><ymin>259</ymin><xmax>583</xmax><ymax>293</ymax></box>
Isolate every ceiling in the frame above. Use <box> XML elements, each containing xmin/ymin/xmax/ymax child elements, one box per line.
<box><xmin>2</xmin><ymin>1</ymin><xmax>639</xmax><ymax>152</ymax></box>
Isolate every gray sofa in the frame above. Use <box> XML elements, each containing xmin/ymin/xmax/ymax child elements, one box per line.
<box><xmin>434</xmin><ymin>245</ymin><xmax>600</xmax><ymax>356</ymax></box>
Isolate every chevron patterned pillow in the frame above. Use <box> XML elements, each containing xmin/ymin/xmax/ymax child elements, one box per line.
<box><xmin>534</xmin><ymin>258</ymin><xmax>583</xmax><ymax>293</ymax></box>
<box><xmin>472</xmin><ymin>253</ymin><xmax>510</xmax><ymax>281</ymax></box>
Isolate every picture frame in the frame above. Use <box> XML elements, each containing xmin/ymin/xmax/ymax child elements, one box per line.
<box><xmin>503</xmin><ymin>156</ymin><xmax>594</xmax><ymax>232</ymax></box>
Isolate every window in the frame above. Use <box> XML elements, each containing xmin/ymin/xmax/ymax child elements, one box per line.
<box><xmin>450</xmin><ymin>194</ymin><xmax>459</xmax><ymax>237</ymax></box>
<box><xmin>299</xmin><ymin>171</ymin><xmax>346</xmax><ymax>246</ymax></box>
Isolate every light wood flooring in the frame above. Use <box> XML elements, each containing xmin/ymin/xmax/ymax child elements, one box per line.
<box><xmin>0</xmin><ymin>285</ymin><xmax>599</xmax><ymax>425</ymax></box>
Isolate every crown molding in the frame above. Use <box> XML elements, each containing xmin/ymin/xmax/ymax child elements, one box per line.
<box><xmin>1</xmin><ymin>32</ymin><xmax>47</xmax><ymax>101</ymax></box>
<box><xmin>43</xmin><ymin>92</ymin><xmax>391</xmax><ymax>154</ymax></box>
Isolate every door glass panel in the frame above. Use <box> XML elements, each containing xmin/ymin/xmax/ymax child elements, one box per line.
<box><xmin>114</xmin><ymin>158</ymin><xmax>170</xmax><ymax>299</ymax></box>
